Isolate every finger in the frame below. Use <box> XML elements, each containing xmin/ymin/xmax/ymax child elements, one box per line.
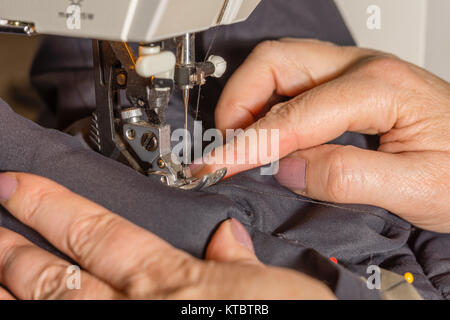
<box><xmin>215</xmin><ymin>38</ymin><xmax>376</xmax><ymax>131</ymax></box>
<box><xmin>195</xmin><ymin>60</ymin><xmax>401</xmax><ymax>178</ymax></box>
<box><xmin>273</xmin><ymin>145</ymin><xmax>450</xmax><ymax>231</ymax></box>
<box><xmin>0</xmin><ymin>227</ymin><xmax>118</xmax><ymax>299</ymax></box>
<box><xmin>0</xmin><ymin>287</ymin><xmax>15</xmax><ymax>300</ymax></box>
<box><xmin>0</xmin><ymin>172</ymin><xmax>191</xmax><ymax>293</ymax></box>
<box><xmin>275</xmin><ymin>145</ymin><xmax>403</xmax><ymax>205</ymax></box>
<box><xmin>205</xmin><ymin>219</ymin><xmax>260</xmax><ymax>265</ymax></box>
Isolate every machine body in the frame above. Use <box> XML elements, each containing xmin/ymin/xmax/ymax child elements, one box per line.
<box><xmin>0</xmin><ymin>0</ymin><xmax>261</xmax><ymax>190</ymax></box>
<box><xmin>0</xmin><ymin>0</ymin><xmax>260</xmax><ymax>41</ymax></box>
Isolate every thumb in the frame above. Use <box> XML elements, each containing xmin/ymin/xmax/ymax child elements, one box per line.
<box><xmin>205</xmin><ymin>219</ymin><xmax>260</xmax><ymax>265</ymax></box>
<box><xmin>275</xmin><ymin>144</ymin><xmax>412</xmax><ymax>213</ymax></box>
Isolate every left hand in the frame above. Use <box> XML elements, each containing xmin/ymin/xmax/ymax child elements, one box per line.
<box><xmin>0</xmin><ymin>172</ymin><xmax>334</xmax><ymax>300</ymax></box>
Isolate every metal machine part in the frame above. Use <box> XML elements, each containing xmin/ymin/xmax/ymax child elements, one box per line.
<box><xmin>0</xmin><ymin>19</ymin><xmax>35</xmax><ymax>35</ymax></box>
<box><xmin>0</xmin><ymin>0</ymin><xmax>262</xmax><ymax>190</ymax></box>
<box><xmin>0</xmin><ymin>0</ymin><xmax>261</xmax><ymax>42</ymax></box>
<box><xmin>90</xmin><ymin>39</ymin><xmax>228</xmax><ymax>190</ymax></box>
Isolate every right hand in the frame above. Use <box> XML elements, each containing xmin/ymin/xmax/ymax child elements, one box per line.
<box><xmin>194</xmin><ymin>39</ymin><xmax>450</xmax><ymax>233</ymax></box>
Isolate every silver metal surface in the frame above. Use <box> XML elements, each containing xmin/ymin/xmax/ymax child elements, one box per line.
<box><xmin>0</xmin><ymin>0</ymin><xmax>262</xmax><ymax>42</ymax></box>
<box><xmin>0</xmin><ymin>19</ymin><xmax>35</xmax><ymax>35</ymax></box>
<box><xmin>88</xmin><ymin>39</ymin><xmax>227</xmax><ymax>190</ymax></box>
<box><xmin>0</xmin><ymin>0</ymin><xmax>263</xmax><ymax>190</ymax></box>
<box><xmin>176</xmin><ymin>33</ymin><xmax>195</xmax><ymax>67</ymax></box>
<box><xmin>179</xmin><ymin>168</ymin><xmax>228</xmax><ymax>191</ymax></box>
<box><xmin>121</xmin><ymin>107</ymin><xmax>143</xmax><ymax>123</ymax></box>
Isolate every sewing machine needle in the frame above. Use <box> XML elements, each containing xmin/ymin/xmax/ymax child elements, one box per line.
<box><xmin>183</xmin><ymin>87</ymin><xmax>190</xmax><ymax>166</ymax></box>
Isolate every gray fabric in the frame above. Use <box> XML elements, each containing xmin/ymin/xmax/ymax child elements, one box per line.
<box><xmin>0</xmin><ymin>98</ymin><xmax>379</xmax><ymax>300</ymax></box>
<box><xmin>408</xmin><ymin>229</ymin><xmax>450</xmax><ymax>299</ymax></box>
<box><xmin>1</xmin><ymin>0</ymin><xmax>449</xmax><ymax>300</ymax></box>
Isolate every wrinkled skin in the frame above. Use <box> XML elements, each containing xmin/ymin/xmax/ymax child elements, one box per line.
<box><xmin>1</xmin><ymin>38</ymin><xmax>449</xmax><ymax>300</ymax></box>
<box><xmin>195</xmin><ymin>39</ymin><xmax>450</xmax><ymax>233</ymax></box>
<box><xmin>0</xmin><ymin>173</ymin><xmax>334</xmax><ymax>300</ymax></box>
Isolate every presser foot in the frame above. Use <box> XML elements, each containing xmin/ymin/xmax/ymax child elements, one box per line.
<box><xmin>150</xmin><ymin>164</ymin><xmax>227</xmax><ymax>191</ymax></box>
<box><xmin>178</xmin><ymin>167</ymin><xmax>227</xmax><ymax>191</ymax></box>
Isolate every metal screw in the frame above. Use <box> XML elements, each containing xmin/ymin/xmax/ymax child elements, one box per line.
<box><xmin>189</xmin><ymin>74</ymin><xmax>197</xmax><ymax>83</ymax></box>
<box><xmin>160</xmin><ymin>176</ymin><xmax>167</xmax><ymax>184</ymax></box>
<box><xmin>116</xmin><ymin>73</ymin><xmax>127</xmax><ymax>86</ymax></box>
<box><xmin>157</xmin><ymin>158</ymin><xmax>166</xmax><ymax>169</ymax></box>
<box><xmin>141</xmin><ymin>132</ymin><xmax>158</xmax><ymax>151</ymax></box>
<box><xmin>125</xmin><ymin>129</ymin><xmax>136</xmax><ymax>140</ymax></box>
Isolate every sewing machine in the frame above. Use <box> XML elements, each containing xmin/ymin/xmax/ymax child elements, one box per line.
<box><xmin>0</xmin><ymin>0</ymin><xmax>261</xmax><ymax>190</ymax></box>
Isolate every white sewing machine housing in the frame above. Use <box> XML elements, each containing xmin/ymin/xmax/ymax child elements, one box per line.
<box><xmin>0</xmin><ymin>0</ymin><xmax>262</xmax><ymax>190</ymax></box>
<box><xmin>0</xmin><ymin>0</ymin><xmax>260</xmax><ymax>41</ymax></box>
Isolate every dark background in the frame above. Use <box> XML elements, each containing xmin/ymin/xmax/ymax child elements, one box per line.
<box><xmin>0</xmin><ymin>34</ymin><xmax>43</xmax><ymax>121</ymax></box>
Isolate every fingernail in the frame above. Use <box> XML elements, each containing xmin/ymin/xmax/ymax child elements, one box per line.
<box><xmin>0</xmin><ymin>173</ymin><xmax>17</xmax><ymax>202</ymax></box>
<box><xmin>230</xmin><ymin>218</ymin><xmax>255</xmax><ymax>253</ymax></box>
<box><xmin>275</xmin><ymin>158</ymin><xmax>307</xmax><ymax>191</ymax></box>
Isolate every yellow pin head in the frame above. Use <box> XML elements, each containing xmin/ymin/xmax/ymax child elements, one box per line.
<box><xmin>404</xmin><ymin>272</ymin><xmax>414</xmax><ymax>284</ymax></box>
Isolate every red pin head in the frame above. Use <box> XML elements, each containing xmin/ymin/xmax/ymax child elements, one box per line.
<box><xmin>330</xmin><ymin>257</ymin><xmax>338</xmax><ymax>264</ymax></box>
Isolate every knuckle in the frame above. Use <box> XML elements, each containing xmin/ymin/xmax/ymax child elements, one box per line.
<box><xmin>265</xmin><ymin>96</ymin><xmax>308</xmax><ymax>148</ymax></box>
<box><xmin>267</xmin><ymin>99</ymin><xmax>300</xmax><ymax>126</ymax></box>
<box><xmin>20</xmin><ymin>185</ymin><xmax>60</xmax><ymax>223</ymax></box>
<box><xmin>0</xmin><ymin>240</ymin><xmax>32</xmax><ymax>275</ymax></box>
<box><xmin>326</xmin><ymin>147</ymin><xmax>358</xmax><ymax>203</ymax></box>
<box><xmin>32</xmin><ymin>263</ymin><xmax>69</xmax><ymax>300</ymax></box>
<box><xmin>252</xmin><ymin>40</ymin><xmax>282</xmax><ymax>57</ymax></box>
<box><xmin>162</xmin><ymin>259</ymin><xmax>204</xmax><ymax>298</ymax></box>
<box><xmin>124</xmin><ymin>253</ymin><xmax>203</xmax><ymax>299</ymax></box>
<box><xmin>268</xmin><ymin>100</ymin><xmax>297</xmax><ymax>118</ymax></box>
<box><xmin>280</xmin><ymin>101</ymin><xmax>301</xmax><ymax>133</ymax></box>
<box><xmin>166</xmin><ymin>260</ymin><xmax>218</xmax><ymax>299</ymax></box>
<box><xmin>67</xmin><ymin>211</ymin><xmax>119</xmax><ymax>261</ymax></box>
<box><xmin>361</xmin><ymin>55</ymin><xmax>411</xmax><ymax>81</ymax></box>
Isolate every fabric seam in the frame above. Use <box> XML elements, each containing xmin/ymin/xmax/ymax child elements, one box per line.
<box><xmin>220</xmin><ymin>181</ymin><xmax>411</xmax><ymax>231</ymax></box>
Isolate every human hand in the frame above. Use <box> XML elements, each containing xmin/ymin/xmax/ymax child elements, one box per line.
<box><xmin>0</xmin><ymin>172</ymin><xmax>334</xmax><ymax>300</ymax></box>
<box><xmin>194</xmin><ymin>39</ymin><xmax>450</xmax><ymax>233</ymax></box>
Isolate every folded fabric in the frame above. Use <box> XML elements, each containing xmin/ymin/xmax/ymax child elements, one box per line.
<box><xmin>1</xmin><ymin>0</ymin><xmax>449</xmax><ymax>300</ymax></box>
